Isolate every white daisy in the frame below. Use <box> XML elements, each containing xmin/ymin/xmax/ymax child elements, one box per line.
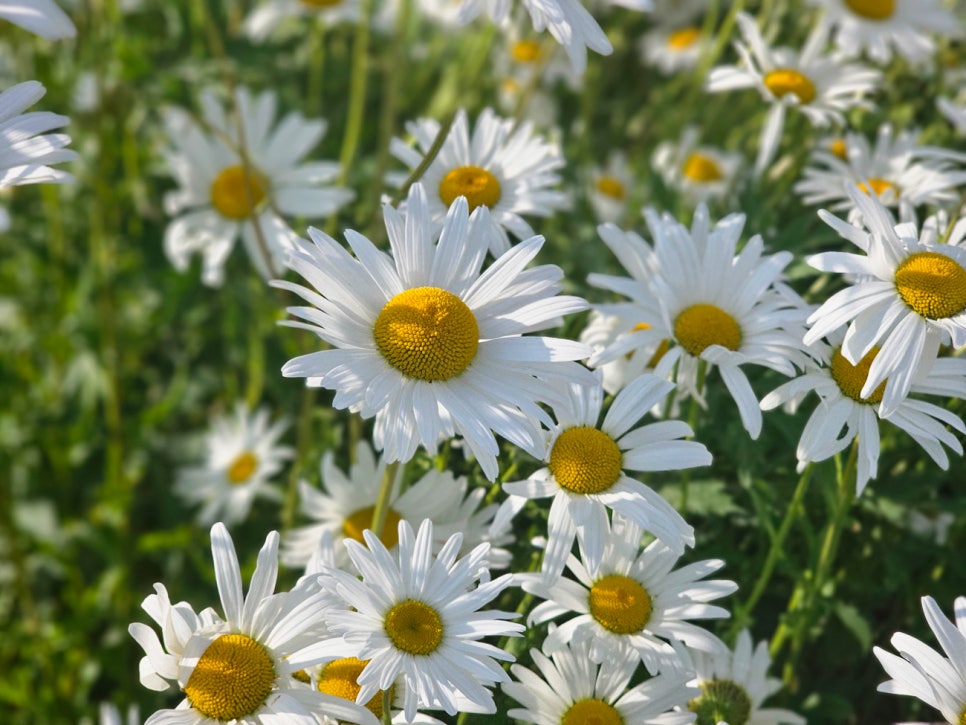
<box><xmin>0</xmin><ymin>81</ymin><xmax>77</xmax><ymax>187</ymax></box>
<box><xmin>579</xmin><ymin>309</ymin><xmax>673</xmax><ymax>395</ymax></box>
<box><xmin>652</xmin><ymin>126</ymin><xmax>742</xmax><ymax>203</ymax></box>
<box><xmin>874</xmin><ymin>596</ymin><xmax>966</xmax><ymax>724</ymax></box>
<box><xmin>162</xmin><ymin>86</ymin><xmax>353</xmax><ymax>286</ymax></box>
<box><xmin>97</xmin><ymin>703</ymin><xmax>139</xmax><ymax>725</ymax></box>
<box><xmin>504</xmin><ymin>372</ymin><xmax>708</xmax><ymax>583</ymax></box>
<box><xmin>0</xmin><ymin>0</ymin><xmax>75</xmax><ymax>39</ymax></box>
<box><xmin>938</xmin><ymin>96</ymin><xmax>966</xmax><ymax>135</ymax></box>
<box><xmin>587</xmin><ymin>151</ymin><xmax>633</xmax><ymax>224</ymax></box>
<box><xmin>243</xmin><ymin>0</ymin><xmax>360</xmax><ymax>41</ymax></box>
<box><xmin>641</xmin><ymin>23</ymin><xmax>709</xmax><ymax>75</ymax></box>
<box><xmin>129</xmin><ymin>523</ymin><xmax>379</xmax><ymax>725</ymax></box>
<box><xmin>276</xmin><ymin>182</ymin><xmax>593</xmax><ymax>481</ymax></box>
<box><xmin>318</xmin><ymin>518</ymin><xmax>525</xmax><ymax>721</ymax></box>
<box><xmin>389</xmin><ymin>108</ymin><xmax>568</xmax><ymax>256</ymax></box>
<box><xmin>706</xmin><ymin>12</ymin><xmax>880</xmax><ymax>175</ymax></box>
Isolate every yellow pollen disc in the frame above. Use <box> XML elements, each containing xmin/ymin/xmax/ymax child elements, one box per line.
<box><xmin>511</xmin><ymin>39</ymin><xmax>543</xmax><ymax>63</ymax></box>
<box><xmin>549</xmin><ymin>427</ymin><xmax>623</xmax><ymax>495</ymax></box>
<box><xmin>373</xmin><ymin>287</ymin><xmax>479</xmax><ymax>381</ymax></box>
<box><xmin>343</xmin><ymin>506</ymin><xmax>402</xmax><ymax>548</ymax></box>
<box><xmin>858</xmin><ymin>177</ymin><xmax>898</xmax><ymax>199</ymax></box>
<box><xmin>588</xmin><ymin>574</ymin><xmax>652</xmax><ymax>634</ymax></box>
<box><xmin>595</xmin><ymin>175</ymin><xmax>626</xmax><ymax>200</ymax></box>
<box><xmin>318</xmin><ymin>657</ymin><xmax>394</xmax><ymax>719</ymax></box>
<box><xmin>673</xmin><ymin>304</ymin><xmax>742</xmax><ymax>356</ymax></box>
<box><xmin>682</xmin><ymin>152</ymin><xmax>723</xmax><ymax>183</ymax></box>
<box><xmin>302</xmin><ymin>0</ymin><xmax>343</xmax><ymax>6</ymax></box>
<box><xmin>561</xmin><ymin>698</ymin><xmax>624</xmax><ymax>725</ymax></box>
<box><xmin>895</xmin><ymin>251</ymin><xmax>966</xmax><ymax>319</ymax></box>
<box><xmin>384</xmin><ymin>600</ymin><xmax>444</xmax><ymax>655</ymax></box>
<box><xmin>830</xmin><ymin>347</ymin><xmax>887</xmax><ymax>404</ymax></box>
<box><xmin>829</xmin><ymin>138</ymin><xmax>848</xmax><ymax>160</ymax></box>
<box><xmin>210</xmin><ymin>164</ymin><xmax>268</xmax><ymax>220</ymax></box>
<box><xmin>763</xmin><ymin>68</ymin><xmax>816</xmax><ymax>104</ymax></box>
<box><xmin>959</xmin><ymin>708</ymin><xmax>966</xmax><ymax>725</ymax></box>
<box><xmin>843</xmin><ymin>0</ymin><xmax>895</xmax><ymax>20</ymax></box>
<box><xmin>227</xmin><ymin>451</ymin><xmax>258</xmax><ymax>484</ymax></box>
<box><xmin>667</xmin><ymin>26</ymin><xmax>701</xmax><ymax>50</ymax></box>
<box><xmin>438</xmin><ymin>165</ymin><xmax>502</xmax><ymax>211</ymax></box>
<box><xmin>628</xmin><ymin>323</ymin><xmax>671</xmax><ymax>368</ymax></box>
<box><xmin>184</xmin><ymin>633</ymin><xmax>276</xmax><ymax>721</ymax></box>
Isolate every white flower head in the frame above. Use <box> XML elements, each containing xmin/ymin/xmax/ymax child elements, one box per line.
<box><xmin>652</xmin><ymin>126</ymin><xmax>742</xmax><ymax>202</ymax></box>
<box><xmin>587</xmin><ymin>151</ymin><xmax>633</xmax><ymax>224</ymax></box>
<box><xmin>0</xmin><ymin>81</ymin><xmax>77</xmax><ymax>187</ymax></box>
<box><xmin>243</xmin><ymin>0</ymin><xmax>360</xmax><ymax>42</ymax></box>
<box><xmin>641</xmin><ymin>22</ymin><xmax>709</xmax><ymax>75</ymax></box>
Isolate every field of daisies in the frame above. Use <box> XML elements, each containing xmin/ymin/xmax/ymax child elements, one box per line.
<box><xmin>5</xmin><ymin>0</ymin><xmax>966</xmax><ymax>723</ymax></box>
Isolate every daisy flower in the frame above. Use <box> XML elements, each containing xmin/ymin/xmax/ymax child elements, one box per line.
<box><xmin>652</xmin><ymin>126</ymin><xmax>742</xmax><ymax>203</ymax></box>
<box><xmin>587</xmin><ymin>151</ymin><xmax>633</xmax><ymax>224</ymax></box>
<box><xmin>162</xmin><ymin>86</ymin><xmax>353</xmax><ymax>286</ymax></box>
<box><xmin>641</xmin><ymin>23</ymin><xmax>709</xmax><ymax>75</ymax></box>
<box><xmin>319</xmin><ymin>518</ymin><xmax>524</xmax><ymax>721</ymax></box>
<box><xmin>129</xmin><ymin>523</ymin><xmax>379</xmax><ymax>725</ymax></box>
<box><xmin>97</xmin><ymin>703</ymin><xmax>139</xmax><ymax>725</ymax></box>
<box><xmin>0</xmin><ymin>81</ymin><xmax>77</xmax><ymax>187</ymax></box>
<box><xmin>389</xmin><ymin>108</ymin><xmax>568</xmax><ymax>256</ymax></box>
<box><xmin>579</xmin><ymin>309</ymin><xmax>673</xmax><ymax>395</ymax></box>
<box><xmin>523</xmin><ymin>512</ymin><xmax>736</xmax><ymax>674</ymax></box>
<box><xmin>243</xmin><ymin>0</ymin><xmax>360</xmax><ymax>41</ymax></box>
<box><xmin>503</xmin><ymin>633</ymin><xmax>699</xmax><ymax>725</ymax></box>
<box><xmin>0</xmin><ymin>0</ymin><xmax>75</xmax><ymax>39</ymax></box>
<box><xmin>276</xmin><ymin>183</ymin><xmax>593</xmax><ymax>481</ymax></box>
<box><xmin>706</xmin><ymin>12</ymin><xmax>880</xmax><ymax>175</ymax></box>
<box><xmin>938</xmin><ymin>96</ymin><xmax>966</xmax><ymax>135</ymax></box>
<box><xmin>874</xmin><ymin>595</ymin><xmax>966</xmax><ymax>724</ymax></box>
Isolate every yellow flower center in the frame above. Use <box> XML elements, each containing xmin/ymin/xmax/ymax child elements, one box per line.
<box><xmin>667</xmin><ymin>26</ymin><xmax>701</xmax><ymax>50</ymax></box>
<box><xmin>184</xmin><ymin>634</ymin><xmax>276</xmax><ymax>721</ymax></box>
<box><xmin>438</xmin><ymin>165</ymin><xmax>502</xmax><ymax>211</ymax></box>
<box><xmin>511</xmin><ymin>39</ymin><xmax>543</xmax><ymax>63</ymax></box>
<box><xmin>895</xmin><ymin>251</ymin><xmax>966</xmax><ymax>319</ymax></box>
<box><xmin>858</xmin><ymin>177</ymin><xmax>898</xmax><ymax>200</ymax></box>
<box><xmin>318</xmin><ymin>657</ymin><xmax>394</xmax><ymax>720</ymax></box>
<box><xmin>226</xmin><ymin>451</ymin><xmax>258</xmax><ymax>484</ymax></box>
<box><xmin>384</xmin><ymin>600</ymin><xmax>444</xmax><ymax>655</ymax></box>
<box><xmin>763</xmin><ymin>68</ymin><xmax>816</xmax><ymax>104</ymax></box>
<box><xmin>588</xmin><ymin>574</ymin><xmax>652</xmax><ymax>634</ymax></box>
<box><xmin>209</xmin><ymin>164</ymin><xmax>268</xmax><ymax>220</ymax></box>
<box><xmin>682</xmin><ymin>152</ymin><xmax>723</xmax><ymax>183</ymax></box>
<box><xmin>673</xmin><ymin>304</ymin><xmax>742</xmax><ymax>356</ymax></box>
<box><xmin>561</xmin><ymin>698</ymin><xmax>624</xmax><ymax>725</ymax></box>
<box><xmin>595</xmin><ymin>175</ymin><xmax>626</xmax><ymax>200</ymax></box>
<box><xmin>843</xmin><ymin>0</ymin><xmax>895</xmax><ymax>20</ymax></box>
<box><xmin>302</xmin><ymin>0</ymin><xmax>343</xmax><ymax>6</ymax></box>
<box><xmin>548</xmin><ymin>427</ymin><xmax>623</xmax><ymax>495</ymax></box>
<box><xmin>343</xmin><ymin>506</ymin><xmax>402</xmax><ymax>548</ymax></box>
<box><xmin>959</xmin><ymin>708</ymin><xmax>966</xmax><ymax>725</ymax></box>
<box><xmin>373</xmin><ymin>287</ymin><xmax>479</xmax><ymax>381</ymax></box>
<box><xmin>829</xmin><ymin>138</ymin><xmax>848</xmax><ymax>160</ymax></box>
<box><xmin>688</xmin><ymin>678</ymin><xmax>754</xmax><ymax>725</ymax></box>
<box><xmin>830</xmin><ymin>347</ymin><xmax>887</xmax><ymax>404</ymax></box>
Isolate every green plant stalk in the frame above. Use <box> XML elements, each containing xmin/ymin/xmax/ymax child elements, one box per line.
<box><xmin>694</xmin><ymin>0</ymin><xmax>746</xmax><ymax>84</ymax></box>
<box><xmin>282</xmin><ymin>387</ymin><xmax>319</xmax><ymax>530</ymax></box>
<box><xmin>382</xmin><ymin>689</ymin><xmax>392</xmax><ymax>725</ymax></box>
<box><xmin>306</xmin><ymin>21</ymin><xmax>327</xmax><ymax>117</ymax></box>
<box><xmin>680</xmin><ymin>360</ymin><xmax>708</xmax><ymax>513</ymax></box>
<box><xmin>371</xmin><ymin>461</ymin><xmax>401</xmax><ymax>537</ymax></box>
<box><xmin>399</xmin><ymin>111</ymin><xmax>457</xmax><ymax>197</ymax></box>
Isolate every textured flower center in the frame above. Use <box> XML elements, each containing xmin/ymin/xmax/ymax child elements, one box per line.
<box><xmin>763</xmin><ymin>69</ymin><xmax>816</xmax><ymax>104</ymax></box>
<box><xmin>384</xmin><ymin>600</ymin><xmax>444</xmax><ymax>655</ymax></box>
<box><xmin>667</xmin><ymin>26</ymin><xmax>701</xmax><ymax>50</ymax></box>
<box><xmin>511</xmin><ymin>39</ymin><xmax>543</xmax><ymax>63</ymax></box>
<box><xmin>894</xmin><ymin>252</ymin><xmax>966</xmax><ymax>319</ymax></box>
<box><xmin>318</xmin><ymin>657</ymin><xmax>394</xmax><ymax>719</ymax></box>
<box><xmin>830</xmin><ymin>347</ymin><xmax>887</xmax><ymax>404</ymax></box>
<box><xmin>843</xmin><ymin>0</ymin><xmax>895</xmax><ymax>20</ymax></box>
<box><xmin>302</xmin><ymin>0</ymin><xmax>343</xmax><ymax>6</ymax></box>
<box><xmin>438</xmin><ymin>165</ymin><xmax>502</xmax><ymax>211</ymax></box>
<box><xmin>227</xmin><ymin>451</ymin><xmax>258</xmax><ymax>484</ymax></box>
<box><xmin>184</xmin><ymin>634</ymin><xmax>275</xmax><ymax>721</ymax></box>
<box><xmin>688</xmin><ymin>678</ymin><xmax>754</xmax><ymax>725</ymax></box>
<box><xmin>595</xmin><ymin>175</ymin><xmax>626</xmax><ymax>200</ymax></box>
<box><xmin>829</xmin><ymin>138</ymin><xmax>848</xmax><ymax>159</ymax></box>
<box><xmin>629</xmin><ymin>322</ymin><xmax>670</xmax><ymax>368</ymax></box>
<box><xmin>682</xmin><ymin>153</ymin><xmax>723</xmax><ymax>183</ymax></box>
<box><xmin>959</xmin><ymin>708</ymin><xmax>966</xmax><ymax>725</ymax></box>
<box><xmin>343</xmin><ymin>505</ymin><xmax>402</xmax><ymax>548</ymax></box>
<box><xmin>674</xmin><ymin>303</ymin><xmax>742</xmax><ymax>356</ymax></box>
<box><xmin>859</xmin><ymin>177</ymin><xmax>898</xmax><ymax>200</ymax></box>
<box><xmin>210</xmin><ymin>164</ymin><xmax>267</xmax><ymax>220</ymax></box>
<box><xmin>373</xmin><ymin>287</ymin><xmax>479</xmax><ymax>381</ymax></box>
<box><xmin>561</xmin><ymin>698</ymin><xmax>624</xmax><ymax>725</ymax></box>
<box><xmin>549</xmin><ymin>427</ymin><xmax>623</xmax><ymax>495</ymax></box>
<box><xmin>588</xmin><ymin>574</ymin><xmax>652</xmax><ymax>634</ymax></box>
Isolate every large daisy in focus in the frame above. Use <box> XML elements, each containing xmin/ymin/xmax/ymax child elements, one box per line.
<box><xmin>0</xmin><ymin>81</ymin><xmax>77</xmax><ymax>187</ymax></box>
<box><xmin>0</xmin><ymin>0</ymin><xmax>75</xmax><ymax>38</ymax></box>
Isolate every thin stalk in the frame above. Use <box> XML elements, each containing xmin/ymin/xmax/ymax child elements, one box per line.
<box><xmin>680</xmin><ymin>360</ymin><xmax>708</xmax><ymax>513</ymax></box>
<box><xmin>381</xmin><ymin>689</ymin><xmax>392</xmax><ymax>725</ymax></box>
<box><xmin>282</xmin><ymin>387</ymin><xmax>318</xmax><ymax>530</ymax></box>
<box><xmin>306</xmin><ymin>21</ymin><xmax>327</xmax><ymax>117</ymax></box>
<box><xmin>694</xmin><ymin>0</ymin><xmax>747</xmax><ymax>84</ymax></box>
<box><xmin>371</xmin><ymin>461</ymin><xmax>401</xmax><ymax>537</ymax></box>
<box><xmin>398</xmin><ymin>111</ymin><xmax>457</xmax><ymax>197</ymax></box>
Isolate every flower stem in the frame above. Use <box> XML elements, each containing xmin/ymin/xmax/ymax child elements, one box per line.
<box><xmin>381</xmin><ymin>689</ymin><xmax>392</xmax><ymax>725</ymax></box>
<box><xmin>372</xmin><ymin>461</ymin><xmax>401</xmax><ymax>538</ymax></box>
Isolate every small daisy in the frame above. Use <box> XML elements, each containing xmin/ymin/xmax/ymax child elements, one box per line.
<box><xmin>874</xmin><ymin>595</ymin><xmax>966</xmax><ymax>724</ymax></box>
<box><xmin>707</xmin><ymin>12</ymin><xmax>880</xmax><ymax>175</ymax></box>
<box><xmin>319</xmin><ymin>518</ymin><xmax>525</xmax><ymax>721</ymax></box>
<box><xmin>0</xmin><ymin>0</ymin><xmax>75</xmax><ymax>39</ymax></box>
<box><xmin>641</xmin><ymin>23</ymin><xmax>709</xmax><ymax>75</ymax></box>
<box><xmin>389</xmin><ymin>108</ymin><xmax>568</xmax><ymax>256</ymax></box>
<box><xmin>587</xmin><ymin>151</ymin><xmax>633</xmax><ymax>224</ymax></box>
<box><xmin>906</xmin><ymin>508</ymin><xmax>956</xmax><ymax>546</ymax></box>
<box><xmin>243</xmin><ymin>0</ymin><xmax>360</xmax><ymax>41</ymax></box>
<box><xmin>97</xmin><ymin>703</ymin><xmax>139</xmax><ymax>725</ymax></box>
<box><xmin>276</xmin><ymin>183</ymin><xmax>593</xmax><ymax>481</ymax></box>
<box><xmin>652</xmin><ymin>126</ymin><xmax>742</xmax><ymax>202</ymax></box>
<box><xmin>938</xmin><ymin>96</ymin><xmax>966</xmax><ymax>135</ymax></box>
<box><xmin>0</xmin><ymin>81</ymin><xmax>77</xmax><ymax>187</ymax></box>
<box><xmin>493</xmin><ymin>24</ymin><xmax>581</xmax><ymax>91</ymax></box>
<box><xmin>579</xmin><ymin>309</ymin><xmax>673</xmax><ymax>395</ymax></box>
<box><xmin>175</xmin><ymin>404</ymin><xmax>293</xmax><ymax>526</ymax></box>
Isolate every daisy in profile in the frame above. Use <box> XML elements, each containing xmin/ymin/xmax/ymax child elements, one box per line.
<box><xmin>0</xmin><ymin>81</ymin><xmax>77</xmax><ymax>187</ymax></box>
<box><xmin>276</xmin><ymin>183</ymin><xmax>593</xmax><ymax>481</ymax></box>
<box><xmin>587</xmin><ymin>151</ymin><xmax>633</xmax><ymax>224</ymax></box>
<box><xmin>319</xmin><ymin>518</ymin><xmax>524</xmax><ymax>721</ymax></box>
<box><xmin>874</xmin><ymin>595</ymin><xmax>966</xmax><ymax>724</ymax></box>
<box><xmin>162</xmin><ymin>86</ymin><xmax>353</xmax><ymax>286</ymax></box>
<box><xmin>641</xmin><ymin>23</ymin><xmax>709</xmax><ymax>75</ymax></box>
<box><xmin>503</xmin><ymin>633</ymin><xmax>699</xmax><ymax>725</ymax></box>
<box><xmin>579</xmin><ymin>309</ymin><xmax>673</xmax><ymax>395</ymax></box>
<box><xmin>707</xmin><ymin>12</ymin><xmax>880</xmax><ymax>175</ymax></box>
<box><xmin>175</xmin><ymin>404</ymin><xmax>292</xmax><ymax>526</ymax></box>
<box><xmin>243</xmin><ymin>0</ymin><xmax>360</xmax><ymax>41</ymax></box>
<box><xmin>652</xmin><ymin>126</ymin><xmax>742</xmax><ymax>202</ymax></box>
<box><xmin>130</xmin><ymin>523</ymin><xmax>379</xmax><ymax>725</ymax></box>
<box><xmin>389</xmin><ymin>108</ymin><xmax>568</xmax><ymax>256</ymax></box>
<box><xmin>0</xmin><ymin>0</ymin><xmax>75</xmax><ymax>38</ymax></box>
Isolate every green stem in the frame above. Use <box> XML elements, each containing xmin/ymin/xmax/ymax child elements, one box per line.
<box><xmin>371</xmin><ymin>461</ymin><xmax>400</xmax><ymax>537</ymax></box>
<box><xmin>680</xmin><ymin>360</ymin><xmax>708</xmax><ymax>513</ymax></box>
<box><xmin>282</xmin><ymin>387</ymin><xmax>318</xmax><ymax>530</ymax></box>
<box><xmin>306</xmin><ymin>22</ymin><xmax>327</xmax><ymax>117</ymax></box>
<box><xmin>694</xmin><ymin>0</ymin><xmax>746</xmax><ymax>84</ymax></box>
<box><xmin>398</xmin><ymin>111</ymin><xmax>457</xmax><ymax>198</ymax></box>
<box><xmin>381</xmin><ymin>689</ymin><xmax>392</xmax><ymax>725</ymax></box>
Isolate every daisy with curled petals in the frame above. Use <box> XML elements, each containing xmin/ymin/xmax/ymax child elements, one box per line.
<box><xmin>129</xmin><ymin>523</ymin><xmax>378</xmax><ymax>725</ymax></box>
<box><xmin>276</xmin><ymin>183</ymin><xmax>593</xmax><ymax>481</ymax></box>
<box><xmin>652</xmin><ymin>126</ymin><xmax>742</xmax><ymax>203</ymax></box>
<box><xmin>523</xmin><ymin>513</ymin><xmax>736</xmax><ymax>674</ymax></box>
<box><xmin>503</xmin><ymin>633</ymin><xmax>699</xmax><ymax>725</ymax></box>
<box><xmin>243</xmin><ymin>0</ymin><xmax>360</xmax><ymax>42</ymax></box>
<box><xmin>0</xmin><ymin>0</ymin><xmax>75</xmax><ymax>39</ymax></box>
<box><xmin>707</xmin><ymin>12</ymin><xmax>880</xmax><ymax>175</ymax></box>
<box><xmin>874</xmin><ymin>596</ymin><xmax>966</xmax><ymax>724</ymax></box>
<box><xmin>389</xmin><ymin>108</ymin><xmax>568</xmax><ymax>256</ymax></box>
<box><xmin>0</xmin><ymin>81</ymin><xmax>77</xmax><ymax>187</ymax></box>
<box><xmin>318</xmin><ymin>518</ymin><xmax>524</xmax><ymax>721</ymax></box>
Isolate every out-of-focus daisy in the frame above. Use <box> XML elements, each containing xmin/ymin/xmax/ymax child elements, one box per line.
<box><xmin>587</xmin><ymin>151</ymin><xmax>633</xmax><ymax>224</ymax></box>
<box><xmin>906</xmin><ymin>508</ymin><xmax>956</xmax><ymax>546</ymax></box>
<box><xmin>707</xmin><ymin>12</ymin><xmax>880</xmax><ymax>175</ymax></box>
<box><xmin>503</xmin><ymin>633</ymin><xmax>699</xmax><ymax>725</ymax></box>
<box><xmin>874</xmin><ymin>595</ymin><xmax>966</xmax><ymax>724</ymax></box>
<box><xmin>175</xmin><ymin>404</ymin><xmax>292</xmax><ymax>526</ymax></box>
<box><xmin>276</xmin><ymin>183</ymin><xmax>592</xmax><ymax>481</ymax></box>
<box><xmin>162</xmin><ymin>86</ymin><xmax>353</xmax><ymax>286</ymax></box>
<box><xmin>524</xmin><ymin>513</ymin><xmax>736</xmax><ymax>673</ymax></box>
<box><xmin>390</xmin><ymin>108</ymin><xmax>567</xmax><ymax>256</ymax></box>
<box><xmin>807</xmin><ymin>0</ymin><xmax>959</xmax><ymax>65</ymax></box>
<box><xmin>129</xmin><ymin>523</ymin><xmax>379</xmax><ymax>725</ymax></box>
<box><xmin>652</xmin><ymin>126</ymin><xmax>742</xmax><ymax>202</ymax></box>
<box><xmin>504</xmin><ymin>373</ymin><xmax>708</xmax><ymax>583</ymax></box>
<box><xmin>641</xmin><ymin>23</ymin><xmax>709</xmax><ymax>75</ymax></box>
<box><xmin>243</xmin><ymin>0</ymin><xmax>360</xmax><ymax>41</ymax></box>
<box><xmin>0</xmin><ymin>0</ymin><xmax>75</xmax><ymax>39</ymax></box>
<box><xmin>682</xmin><ymin>629</ymin><xmax>805</xmax><ymax>725</ymax></box>
<box><xmin>579</xmin><ymin>309</ymin><xmax>674</xmax><ymax>395</ymax></box>
<box><xmin>939</xmin><ymin>96</ymin><xmax>966</xmax><ymax>134</ymax></box>
<box><xmin>97</xmin><ymin>703</ymin><xmax>139</xmax><ymax>725</ymax></box>
<box><xmin>319</xmin><ymin>518</ymin><xmax>524</xmax><ymax>721</ymax></box>
<box><xmin>493</xmin><ymin>24</ymin><xmax>581</xmax><ymax>91</ymax></box>
<box><xmin>0</xmin><ymin>81</ymin><xmax>77</xmax><ymax>187</ymax></box>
